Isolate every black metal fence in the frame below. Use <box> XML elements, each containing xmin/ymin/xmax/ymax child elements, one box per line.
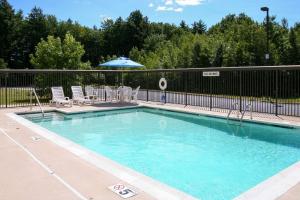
<box><xmin>0</xmin><ymin>65</ymin><xmax>300</xmax><ymax>116</ymax></box>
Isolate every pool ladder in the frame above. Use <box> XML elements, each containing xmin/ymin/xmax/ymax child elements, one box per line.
<box><xmin>30</xmin><ymin>88</ymin><xmax>45</xmax><ymax>117</ymax></box>
<box><xmin>227</xmin><ymin>102</ymin><xmax>252</xmax><ymax>125</ymax></box>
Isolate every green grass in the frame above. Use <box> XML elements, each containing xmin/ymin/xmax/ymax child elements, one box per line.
<box><xmin>0</xmin><ymin>88</ymin><xmax>50</xmax><ymax>106</ymax></box>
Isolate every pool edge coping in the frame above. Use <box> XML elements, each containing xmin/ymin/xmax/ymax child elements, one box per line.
<box><xmin>7</xmin><ymin>112</ymin><xmax>198</xmax><ymax>200</ymax></box>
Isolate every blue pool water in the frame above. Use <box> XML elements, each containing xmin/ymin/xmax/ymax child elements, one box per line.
<box><xmin>22</xmin><ymin>108</ymin><xmax>300</xmax><ymax>200</ymax></box>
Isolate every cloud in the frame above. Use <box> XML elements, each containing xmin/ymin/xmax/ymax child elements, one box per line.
<box><xmin>151</xmin><ymin>0</ymin><xmax>205</xmax><ymax>12</ymax></box>
<box><xmin>156</xmin><ymin>6</ymin><xmax>183</xmax><ymax>12</ymax></box>
<box><xmin>165</xmin><ymin>0</ymin><xmax>173</xmax><ymax>5</ymax></box>
<box><xmin>175</xmin><ymin>0</ymin><xmax>204</xmax><ymax>6</ymax></box>
<box><xmin>174</xmin><ymin>7</ymin><xmax>183</xmax><ymax>12</ymax></box>
<box><xmin>156</xmin><ymin>6</ymin><xmax>174</xmax><ymax>11</ymax></box>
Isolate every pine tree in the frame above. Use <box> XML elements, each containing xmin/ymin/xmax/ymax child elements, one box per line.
<box><xmin>192</xmin><ymin>20</ymin><xmax>207</xmax><ymax>34</ymax></box>
<box><xmin>0</xmin><ymin>0</ymin><xmax>15</xmax><ymax>62</ymax></box>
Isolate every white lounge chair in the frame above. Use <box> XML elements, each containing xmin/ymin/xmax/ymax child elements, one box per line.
<box><xmin>105</xmin><ymin>86</ymin><xmax>117</xmax><ymax>102</ymax></box>
<box><xmin>71</xmin><ymin>86</ymin><xmax>92</xmax><ymax>105</ymax></box>
<box><xmin>132</xmin><ymin>86</ymin><xmax>140</xmax><ymax>102</ymax></box>
<box><xmin>51</xmin><ymin>87</ymin><xmax>72</xmax><ymax>107</ymax></box>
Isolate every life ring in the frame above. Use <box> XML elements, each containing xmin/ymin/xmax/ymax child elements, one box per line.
<box><xmin>159</xmin><ymin>78</ymin><xmax>167</xmax><ymax>90</ymax></box>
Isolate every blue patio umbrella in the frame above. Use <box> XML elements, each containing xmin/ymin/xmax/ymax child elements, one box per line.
<box><xmin>99</xmin><ymin>57</ymin><xmax>144</xmax><ymax>68</ymax></box>
<box><xmin>99</xmin><ymin>57</ymin><xmax>144</xmax><ymax>85</ymax></box>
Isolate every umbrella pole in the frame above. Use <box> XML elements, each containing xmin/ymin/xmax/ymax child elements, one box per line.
<box><xmin>122</xmin><ymin>71</ymin><xmax>124</xmax><ymax>86</ymax></box>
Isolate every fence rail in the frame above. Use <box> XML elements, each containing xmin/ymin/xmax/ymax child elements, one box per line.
<box><xmin>0</xmin><ymin>65</ymin><xmax>300</xmax><ymax>116</ymax></box>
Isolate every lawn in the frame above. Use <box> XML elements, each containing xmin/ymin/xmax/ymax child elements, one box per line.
<box><xmin>0</xmin><ymin>88</ymin><xmax>50</xmax><ymax>106</ymax></box>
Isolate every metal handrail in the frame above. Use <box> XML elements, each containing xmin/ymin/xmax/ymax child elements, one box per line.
<box><xmin>30</xmin><ymin>88</ymin><xmax>44</xmax><ymax>117</ymax></box>
<box><xmin>240</xmin><ymin>103</ymin><xmax>253</xmax><ymax>124</ymax></box>
<box><xmin>227</xmin><ymin>102</ymin><xmax>252</xmax><ymax>125</ymax></box>
<box><xmin>227</xmin><ymin>102</ymin><xmax>239</xmax><ymax>121</ymax></box>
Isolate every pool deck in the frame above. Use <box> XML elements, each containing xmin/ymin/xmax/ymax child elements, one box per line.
<box><xmin>0</xmin><ymin>101</ymin><xmax>300</xmax><ymax>200</ymax></box>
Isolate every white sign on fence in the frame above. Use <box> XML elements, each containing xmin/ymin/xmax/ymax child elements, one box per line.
<box><xmin>202</xmin><ymin>71</ymin><xmax>220</xmax><ymax>77</ymax></box>
<box><xmin>108</xmin><ymin>184</ymin><xmax>136</xmax><ymax>199</ymax></box>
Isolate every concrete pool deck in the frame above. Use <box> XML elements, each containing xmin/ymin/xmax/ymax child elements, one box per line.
<box><xmin>0</xmin><ymin>101</ymin><xmax>300</xmax><ymax>200</ymax></box>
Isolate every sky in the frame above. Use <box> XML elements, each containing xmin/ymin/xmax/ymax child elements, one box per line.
<box><xmin>9</xmin><ymin>0</ymin><xmax>300</xmax><ymax>28</ymax></box>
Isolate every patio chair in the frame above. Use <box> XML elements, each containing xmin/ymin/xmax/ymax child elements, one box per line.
<box><xmin>51</xmin><ymin>87</ymin><xmax>72</xmax><ymax>107</ymax></box>
<box><xmin>117</xmin><ymin>86</ymin><xmax>132</xmax><ymax>102</ymax></box>
<box><xmin>105</xmin><ymin>86</ymin><xmax>117</xmax><ymax>102</ymax></box>
<box><xmin>131</xmin><ymin>86</ymin><xmax>140</xmax><ymax>102</ymax></box>
<box><xmin>71</xmin><ymin>86</ymin><xmax>92</xmax><ymax>105</ymax></box>
<box><xmin>85</xmin><ymin>85</ymin><xmax>98</xmax><ymax>103</ymax></box>
<box><xmin>124</xmin><ymin>86</ymin><xmax>132</xmax><ymax>102</ymax></box>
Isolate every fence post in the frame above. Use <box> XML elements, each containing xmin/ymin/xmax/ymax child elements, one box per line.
<box><xmin>209</xmin><ymin>77</ymin><xmax>212</xmax><ymax>111</ymax></box>
<box><xmin>164</xmin><ymin>72</ymin><xmax>167</xmax><ymax>104</ymax></box>
<box><xmin>275</xmin><ymin>70</ymin><xmax>278</xmax><ymax>116</ymax></box>
<box><xmin>146</xmin><ymin>72</ymin><xmax>149</xmax><ymax>101</ymax></box>
<box><xmin>34</xmin><ymin>75</ymin><xmax>37</xmax><ymax>106</ymax></box>
<box><xmin>104</xmin><ymin>72</ymin><xmax>107</xmax><ymax>102</ymax></box>
<box><xmin>239</xmin><ymin>71</ymin><xmax>242</xmax><ymax>112</ymax></box>
<box><xmin>5</xmin><ymin>73</ymin><xmax>7</xmax><ymax>108</ymax></box>
<box><xmin>185</xmin><ymin>72</ymin><xmax>188</xmax><ymax>106</ymax></box>
<box><xmin>30</xmin><ymin>88</ymin><xmax>32</xmax><ymax>110</ymax></box>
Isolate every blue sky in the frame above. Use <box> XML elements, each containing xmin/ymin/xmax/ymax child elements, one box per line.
<box><xmin>9</xmin><ymin>0</ymin><xmax>300</xmax><ymax>28</ymax></box>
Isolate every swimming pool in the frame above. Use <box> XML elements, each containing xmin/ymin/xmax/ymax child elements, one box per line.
<box><xmin>21</xmin><ymin>107</ymin><xmax>300</xmax><ymax>200</ymax></box>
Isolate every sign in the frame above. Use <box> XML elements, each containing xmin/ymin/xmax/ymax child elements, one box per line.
<box><xmin>108</xmin><ymin>184</ymin><xmax>136</xmax><ymax>199</ymax></box>
<box><xmin>265</xmin><ymin>53</ymin><xmax>270</xmax><ymax>60</ymax></box>
<box><xmin>202</xmin><ymin>71</ymin><xmax>220</xmax><ymax>77</ymax></box>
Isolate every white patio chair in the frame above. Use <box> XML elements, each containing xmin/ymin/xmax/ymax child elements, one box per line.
<box><xmin>131</xmin><ymin>86</ymin><xmax>140</xmax><ymax>102</ymax></box>
<box><xmin>51</xmin><ymin>87</ymin><xmax>72</xmax><ymax>107</ymax></box>
<box><xmin>124</xmin><ymin>86</ymin><xmax>132</xmax><ymax>102</ymax></box>
<box><xmin>117</xmin><ymin>86</ymin><xmax>123</xmax><ymax>101</ymax></box>
<box><xmin>71</xmin><ymin>86</ymin><xmax>92</xmax><ymax>105</ymax></box>
<box><xmin>118</xmin><ymin>86</ymin><xmax>132</xmax><ymax>102</ymax></box>
<box><xmin>105</xmin><ymin>86</ymin><xmax>117</xmax><ymax>102</ymax></box>
<box><xmin>85</xmin><ymin>85</ymin><xmax>98</xmax><ymax>103</ymax></box>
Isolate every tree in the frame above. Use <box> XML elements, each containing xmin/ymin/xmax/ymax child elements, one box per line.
<box><xmin>22</xmin><ymin>7</ymin><xmax>49</xmax><ymax>67</ymax></box>
<box><xmin>289</xmin><ymin>28</ymin><xmax>299</xmax><ymax>64</ymax></box>
<box><xmin>46</xmin><ymin>15</ymin><xmax>58</xmax><ymax>35</ymax></box>
<box><xmin>30</xmin><ymin>33</ymin><xmax>90</xmax><ymax>69</ymax></box>
<box><xmin>30</xmin><ymin>33</ymin><xmax>91</xmax><ymax>97</ymax></box>
<box><xmin>212</xmin><ymin>44</ymin><xmax>223</xmax><ymax>67</ymax></box>
<box><xmin>125</xmin><ymin>10</ymin><xmax>150</xmax><ymax>52</ymax></box>
<box><xmin>143</xmin><ymin>34</ymin><xmax>166</xmax><ymax>52</ymax></box>
<box><xmin>179</xmin><ymin>20</ymin><xmax>189</xmax><ymax>32</ymax></box>
<box><xmin>281</xmin><ymin>18</ymin><xmax>288</xmax><ymax>30</ymax></box>
<box><xmin>192</xmin><ymin>20</ymin><xmax>206</xmax><ymax>34</ymax></box>
<box><xmin>110</xmin><ymin>17</ymin><xmax>126</xmax><ymax>55</ymax></box>
<box><xmin>0</xmin><ymin>0</ymin><xmax>17</xmax><ymax>66</ymax></box>
<box><xmin>192</xmin><ymin>42</ymin><xmax>202</xmax><ymax>67</ymax></box>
